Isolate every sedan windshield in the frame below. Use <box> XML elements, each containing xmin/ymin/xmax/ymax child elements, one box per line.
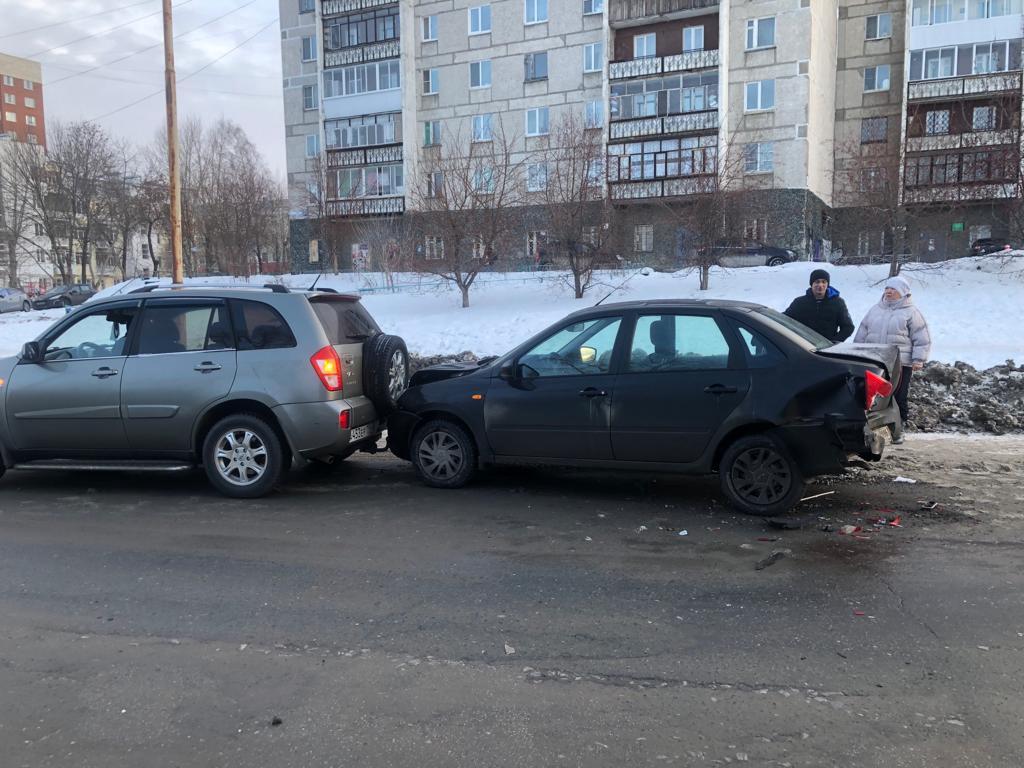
<box><xmin>754</xmin><ymin>307</ymin><xmax>832</xmax><ymax>350</ymax></box>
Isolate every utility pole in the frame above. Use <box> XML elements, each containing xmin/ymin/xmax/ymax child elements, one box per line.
<box><xmin>162</xmin><ymin>0</ymin><xmax>184</xmax><ymax>284</ymax></box>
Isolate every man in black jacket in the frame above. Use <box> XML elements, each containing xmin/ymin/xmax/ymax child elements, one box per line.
<box><xmin>783</xmin><ymin>269</ymin><xmax>854</xmax><ymax>342</ymax></box>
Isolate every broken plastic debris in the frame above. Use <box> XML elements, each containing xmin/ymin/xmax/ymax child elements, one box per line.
<box><xmin>636</xmin><ymin>525</ymin><xmax>648</xmax><ymax>533</ymax></box>
<box><xmin>755</xmin><ymin>550</ymin><xmax>788</xmax><ymax>571</ymax></box>
<box><xmin>800</xmin><ymin>490</ymin><xmax>836</xmax><ymax>502</ymax></box>
<box><xmin>853</xmin><ymin>610</ymin><xmax>866</xmax><ymax>617</ymax></box>
<box><xmin>678</xmin><ymin>530</ymin><xmax>688</xmax><ymax>537</ymax></box>
<box><xmin>757</xmin><ymin>536</ymin><xmax>780</xmax><ymax>542</ymax></box>
<box><xmin>271</xmin><ymin>716</ymin><xmax>283</xmax><ymax>727</ymax></box>
<box><xmin>504</xmin><ymin>643</ymin><xmax>516</xmax><ymax>655</ymax></box>
<box><xmin>920</xmin><ymin>501</ymin><xmax>939</xmax><ymax>510</ymax></box>
<box><xmin>894</xmin><ymin>476</ymin><xmax>918</xmax><ymax>484</ymax></box>
<box><xmin>839</xmin><ymin>525</ymin><xmax>862</xmax><ymax>535</ymax></box>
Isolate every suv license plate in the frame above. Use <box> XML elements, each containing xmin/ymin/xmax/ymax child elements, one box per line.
<box><xmin>350</xmin><ymin>425</ymin><xmax>370</xmax><ymax>442</ymax></box>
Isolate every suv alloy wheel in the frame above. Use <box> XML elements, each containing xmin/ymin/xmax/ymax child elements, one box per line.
<box><xmin>202</xmin><ymin>414</ymin><xmax>287</xmax><ymax>498</ymax></box>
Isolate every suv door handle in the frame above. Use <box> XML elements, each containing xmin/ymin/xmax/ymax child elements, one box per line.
<box><xmin>194</xmin><ymin>362</ymin><xmax>223</xmax><ymax>373</ymax></box>
<box><xmin>578</xmin><ymin>387</ymin><xmax>607</xmax><ymax>398</ymax></box>
<box><xmin>91</xmin><ymin>366</ymin><xmax>119</xmax><ymax>379</ymax></box>
<box><xmin>704</xmin><ymin>384</ymin><xmax>738</xmax><ymax>395</ymax></box>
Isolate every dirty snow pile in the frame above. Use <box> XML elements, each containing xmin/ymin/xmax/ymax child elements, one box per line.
<box><xmin>910</xmin><ymin>360</ymin><xmax>1024</xmax><ymax>435</ymax></box>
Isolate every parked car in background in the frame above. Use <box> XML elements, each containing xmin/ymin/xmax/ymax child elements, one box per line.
<box><xmin>698</xmin><ymin>239</ymin><xmax>797</xmax><ymax>267</ymax></box>
<box><xmin>30</xmin><ymin>283</ymin><xmax>96</xmax><ymax>310</ymax></box>
<box><xmin>0</xmin><ymin>287</ymin><xmax>31</xmax><ymax>313</ymax></box>
<box><xmin>389</xmin><ymin>300</ymin><xmax>902</xmax><ymax>517</ymax></box>
<box><xmin>0</xmin><ymin>285</ymin><xmax>409</xmax><ymax>498</ymax></box>
<box><xmin>970</xmin><ymin>238</ymin><xmax>1012</xmax><ymax>256</ymax></box>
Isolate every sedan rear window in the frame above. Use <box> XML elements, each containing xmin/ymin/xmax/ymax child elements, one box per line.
<box><xmin>754</xmin><ymin>307</ymin><xmax>832</xmax><ymax>350</ymax></box>
<box><xmin>309</xmin><ymin>299</ymin><xmax>380</xmax><ymax>345</ymax></box>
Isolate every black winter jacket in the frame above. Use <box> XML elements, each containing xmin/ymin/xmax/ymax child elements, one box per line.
<box><xmin>783</xmin><ymin>286</ymin><xmax>855</xmax><ymax>342</ymax></box>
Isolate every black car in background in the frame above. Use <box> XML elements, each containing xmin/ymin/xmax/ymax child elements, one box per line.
<box><xmin>970</xmin><ymin>238</ymin><xmax>1012</xmax><ymax>256</ymax></box>
<box><xmin>389</xmin><ymin>300</ymin><xmax>902</xmax><ymax>517</ymax></box>
<box><xmin>30</xmin><ymin>284</ymin><xmax>96</xmax><ymax>310</ymax></box>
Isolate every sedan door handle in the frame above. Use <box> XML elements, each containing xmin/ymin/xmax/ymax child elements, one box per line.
<box><xmin>704</xmin><ymin>384</ymin><xmax>738</xmax><ymax>395</ymax></box>
<box><xmin>194</xmin><ymin>362</ymin><xmax>223</xmax><ymax>373</ymax></box>
<box><xmin>91</xmin><ymin>366</ymin><xmax>119</xmax><ymax>379</ymax></box>
<box><xmin>578</xmin><ymin>387</ymin><xmax>607</xmax><ymax>398</ymax></box>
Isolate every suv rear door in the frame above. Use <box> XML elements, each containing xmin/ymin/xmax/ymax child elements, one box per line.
<box><xmin>119</xmin><ymin>299</ymin><xmax>237</xmax><ymax>452</ymax></box>
<box><xmin>307</xmin><ymin>296</ymin><xmax>381</xmax><ymax>398</ymax></box>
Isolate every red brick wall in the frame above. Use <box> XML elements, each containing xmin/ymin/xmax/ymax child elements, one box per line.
<box><xmin>0</xmin><ymin>73</ymin><xmax>46</xmax><ymax>149</ymax></box>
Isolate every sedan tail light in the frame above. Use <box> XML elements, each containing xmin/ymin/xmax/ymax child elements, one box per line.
<box><xmin>865</xmin><ymin>369</ymin><xmax>893</xmax><ymax>410</ymax></box>
<box><xmin>310</xmin><ymin>345</ymin><xmax>343</xmax><ymax>392</ymax></box>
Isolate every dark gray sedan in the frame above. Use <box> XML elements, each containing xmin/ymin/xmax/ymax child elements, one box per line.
<box><xmin>30</xmin><ymin>284</ymin><xmax>95</xmax><ymax>310</ymax></box>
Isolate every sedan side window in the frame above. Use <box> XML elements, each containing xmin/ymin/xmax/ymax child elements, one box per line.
<box><xmin>44</xmin><ymin>308</ymin><xmax>138</xmax><ymax>361</ymax></box>
<box><xmin>137</xmin><ymin>305</ymin><xmax>231</xmax><ymax>355</ymax></box>
<box><xmin>628</xmin><ymin>314</ymin><xmax>730</xmax><ymax>372</ymax></box>
<box><xmin>737</xmin><ymin>325</ymin><xmax>785</xmax><ymax>368</ymax></box>
<box><xmin>518</xmin><ymin>317</ymin><xmax>622</xmax><ymax>377</ymax></box>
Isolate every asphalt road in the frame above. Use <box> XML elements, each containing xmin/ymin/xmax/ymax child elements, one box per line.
<box><xmin>0</xmin><ymin>448</ymin><xmax>1021</xmax><ymax>768</ymax></box>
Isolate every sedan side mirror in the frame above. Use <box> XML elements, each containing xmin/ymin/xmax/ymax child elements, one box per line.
<box><xmin>499</xmin><ymin>362</ymin><xmax>516</xmax><ymax>381</ymax></box>
<box><xmin>21</xmin><ymin>341</ymin><xmax>42</xmax><ymax>363</ymax></box>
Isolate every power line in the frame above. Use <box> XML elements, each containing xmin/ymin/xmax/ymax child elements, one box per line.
<box><xmin>0</xmin><ymin>0</ymin><xmax>157</xmax><ymax>41</ymax></box>
<box><xmin>39</xmin><ymin>62</ymin><xmax>278</xmax><ymax>98</ymax></box>
<box><xmin>46</xmin><ymin>0</ymin><xmax>265</xmax><ymax>88</ymax></box>
<box><xmin>90</xmin><ymin>17</ymin><xmax>279</xmax><ymax>121</ymax></box>
<box><xmin>27</xmin><ymin>0</ymin><xmax>197</xmax><ymax>59</ymax></box>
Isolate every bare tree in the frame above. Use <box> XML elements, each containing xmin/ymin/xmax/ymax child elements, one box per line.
<box><xmin>304</xmin><ymin>155</ymin><xmax>342</xmax><ymax>274</ymax></box>
<box><xmin>353</xmin><ymin>211</ymin><xmax>406</xmax><ymax>290</ymax></box>
<box><xmin>0</xmin><ymin>140</ymin><xmax>43</xmax><ymax>287</ymax></box>
<box><xmin>406</xmin><ymin>121</ymin><xmax>526</xmax><ymax>308</ymax></box>
<box><xmin>100</xmin><ymin>139</ymin><xmax>143</xmax><ymax>281</ymax></box>
<box><xmin>537</xmin><ymin>114</ymin><xmax>614</xmax><ymax>299</ymax></box>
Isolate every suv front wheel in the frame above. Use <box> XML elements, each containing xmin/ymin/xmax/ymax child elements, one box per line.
<box><xmin>202</xmin><ymin>414</ymin><xmax>287</xmax><ymax>498</ymax></box>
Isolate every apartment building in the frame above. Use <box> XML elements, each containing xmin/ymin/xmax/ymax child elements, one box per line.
<box><xmin>0</xmin><ymin>53</ymin><xmax>45</xmax><ymax>149</ymax></box>
<box><xmin>279</xmin><ymin>0</ymin><xmax>1024</xmax><ymax>269</ymax></box>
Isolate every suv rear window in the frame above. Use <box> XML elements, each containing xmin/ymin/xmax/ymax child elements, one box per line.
<box><xmin>230</xmin><ymin>299</ymin><xmax>296</xmax><ymax>350</ymax></box>
<box><xmin>309</xmin><ymin>299</ymin><xmax>380</xmax><ymax>345</ymax></box>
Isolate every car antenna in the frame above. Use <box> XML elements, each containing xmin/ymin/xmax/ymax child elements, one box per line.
<box><xmin>308</xmin><ymin>273</ymin><xmax>322</xmax><ymax>292</ymax></box>
<box><xmin>594</xmin><ymin>265</ymin><xmax>652</xmax><ymax>306</ymax></box>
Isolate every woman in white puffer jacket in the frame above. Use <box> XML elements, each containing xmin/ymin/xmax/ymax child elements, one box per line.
<box><xmin>854</xmin><ymin>276</ymin><xmax>931</xmax><ymax>440</ymax></box>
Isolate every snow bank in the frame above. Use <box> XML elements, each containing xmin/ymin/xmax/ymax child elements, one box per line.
<box><xmin>2</xmin><ymin>257</ymin><xmax>1022</xmax><ymax>367</ymax></box>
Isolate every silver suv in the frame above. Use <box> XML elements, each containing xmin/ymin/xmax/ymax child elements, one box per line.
<box><xmin>0</xmin><ymin>285</ymin><xmax>408</xmax><ymax>497</ymax></box>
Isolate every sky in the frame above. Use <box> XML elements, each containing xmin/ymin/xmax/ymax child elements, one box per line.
<box><xmin>0</xmin><ymin>0</ymin><xmax>286</xmax><ymax>177</ymax></box>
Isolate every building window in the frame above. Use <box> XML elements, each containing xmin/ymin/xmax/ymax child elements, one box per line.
<box><xmin>587</xmin><ymin>158</ymin><xmax>604</xmax><ymax>184</ymax></box>
<box><xmin>301</xmin><ymin>36</ymin><xmax>316</xmax><ymax>62</ymax></box>
<box><xmin>798</xmin><ymin>60</ymin><xmax>809</xmax><ymax>75</ymax></box>
<box><xmin>527</xmin><ymin>162</ymin><xmax>548</xmax><ymax>191</ymax></box>
<box><xmin>584</xmin><ymin>99</ymin><xmax>603</xmax><ymax>128</ymax></box>
<box><xmin>973</xmin><ymin>41</ymin><xmax>1010</xmax><ymax>74</ymax></box>
<box><xmin>925</xmin><ymin>109</ymin><xmax>950</xmax><ymax>135</ymax></box>
<box><xmin>27</xmin><ymin>134</ymin><xmax>37</xmax><ymax>144</ymax></box>
<box><xmin>425</xmin><ymin>236</ymin><xmax>445</xmax><ymax>260</ymax></box>
<box><xmin>470</xmin><ymin>235</ymin><xmax>487</xmax><ymax>260</ymax></box>
<box><xmin>326</xmin><ymin>112</ymin><xmax>401</xmax><ymax>149</ymax></box>
<box><xmin>423</xmin><ymin>120</ymin><xmax>441</xmax><ymax>146</ymax></box>
<box><xmin>634</xmin><ymin>33</ymin><xmax>656</xmax><ymax>59</ymax></box>
<box><xmin>324</xmin><ymin>60</ymin><xmax>401</xmax><ymax>97</ymax></box>
<box><xmin>325</xmin><ymin>7</ymin><xmax>399</xmax><ymax>51</ymax></box>
<box><xmin>24</xmin><ymin>97</ymin><xmax>36</xmax><ymax>109</ymax></box>
<box><xmin>526</xmin><ymin>107</ymin><xmax>549</xmax><ymax>136</ymax></box>
<box><xmin>796</xmin><ymin>123</ymin><xmax>808</xmax><ymax>138</ymax></box>
<box><xmin>23</xmin><ymin>79</ymin><xmax>33</xmax><ymax>91</ymax></box>
<box><xmin>4</xmin><ymin>112</ymin><xmax>15</xmax><ymax>123</ymax></box>
<box><xmin>860</xmin><ymin>116</ymin><xmax>888</xmax><ymax>143</ymax></box>
<box><xmin>860</xmin><ymin>168</ymin><xmax>886</xmax><ymax>192</ymax></box>
<box><xmin>606</xmin><ymin>136</ymin><xmax>717</xmax><ymax>182</ymax></box>
<box><xmin>472</xmin><ymin>167</ymin><xmax>495</xmax><ymax>193</ymax></box>
<box><xmin>610</xmin><ymin>72</ymin><xmax>718</xmax><ymax>120</ymax></box>
<box><xmin>26</xmin><ymin>115</ymin><xmax>37</xmax><ymax>127</ymax></box>
<box><xmin>335</xmin><ymin>164</ymin><xmax>404</xmax><ymax>197</ymax></box>
<box><xmin>1</xmin><ymin>75</ymin><xmax>13</xmax><ymax>86</ymax></box>
<box><xmin>744</xmin><ymin>142</ymin><xmax>773</xmax><ymax>173</ymax></box>
<box><xmin>866</xmin><ymin>13</ymin><xmax>893</xmax><ymax>40</ymax></box>
<box><xmin>743</xmin><ymin>218</ymin><xmax>767</xmax><ymax>241</ymax></box>
<box><xmin>422</xmin><ymin>15</ymin><xmax>437</xmax><ymax>42</ymax></box>
<box><xmin>683</xmin><ymin>26</ymin><xmax>704</xmax><ymax>52</ymax></box>
<box><xmin>423</xmin><ymin>68</ymin><xmax>439</xmax><ymax>95</ymax></box>
<box><xmin>973</xmin><ymin>105</ymin><xmax>997</xmax><ymax>131</ymax></box>
<box><xmin>745</xmin><ymin>17</ymin><xmax>776</xmax><ymax>50</ymax></box>
<box><xmin>469</xmin><ymin>5</ymin><xmax>492</xmax><ymax>34</ymax></box>
<box><xmin>583</xmin><ymin>0</ymin><xmax>603</xmax><ymax>14</ymax></box>
<box><xmin>473</xmin><ymin>114</ymin><xmax>493</xmax><ymax>142</ymax></box>
<box><xmin>525</xmin><ymin>52</ymin><xmax>548</xmax><ymax>81</ymax></box>
<box><xmin>305</xmin><ymin>133</ymin><xmax>320</xmax><ymax>158</ymax></box>
<box><xmin>527</xmin><ymin>230</ymin><xmax>546</xmax><ymax>262</ymax></box>
<box><xmin>525</xmin><ymin>0</ymin><xmax>548</xmax><ymax>24</ymax></box>
<box><xmin>584</xmin><ymin>42</ymin><xmax>603</xmax><ymax>73</ymax></box>
<box><xmin>744</xmin><ymin>79</ymin><xmax>775</xmax><ymax>111</ymax></box>
<box><xmin>911</xmin><ymin>0</ymin><xmax>1021</xmax><ymax>25</ymax></box>
<box><xmin>634</xmin><ymin>225</ymin><xmax>654</xmax><ymax>253</ymax></box>
<box><xmin>302</xmin><ymin>84</ymin><xmax>318</xmax><ymax>110</ymax></box>
<box><xmin>470</xmin><ymin>60</ymin><xmax>492</xmax><ymax>88</ymax></box>
<box><xmin>298</xmin><ymin>0</ymin><xmax>314</xmax><ymax>12</ymax></box>
<box><xmin>864</xmin><ymin>65</ymin><xmax>890</xmax><ymax>92</ymax></box>
<box><xmin>2</xmin><ymin>94</ymin><xmax>13</xmax><ymax>104</ymax></box>
<box><xmin>426</xmin><ymin>171</ymin><xmax>443</xmax><ymax>198</ymax></box>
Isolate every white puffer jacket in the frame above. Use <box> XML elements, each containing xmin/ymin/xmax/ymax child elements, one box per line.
<box><xmin>854</xmin><ymin>295</ymin><xmax>931</xmax><ymax>367</ymax></box>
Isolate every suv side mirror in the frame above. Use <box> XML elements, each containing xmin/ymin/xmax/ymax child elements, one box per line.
<box><xmin>21</xmin><ymin>341</ymin><xmax>42</xmax><ymax>363</ymax></box>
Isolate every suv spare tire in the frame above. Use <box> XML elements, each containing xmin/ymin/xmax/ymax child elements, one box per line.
<box><xmin>363</xmin><ymin>333</ymin><xmax>409</xmax><ymax>415</ymax></box>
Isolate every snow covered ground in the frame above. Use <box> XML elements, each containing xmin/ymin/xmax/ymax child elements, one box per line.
<box><xmin>1</xmin><ymin>256</ymin><xmax>1021</xmax><ymax>367</ymax></box>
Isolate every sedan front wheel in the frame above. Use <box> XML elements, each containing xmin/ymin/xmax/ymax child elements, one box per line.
<box><xmin>411</xmin><ymin>419</ymin><xmax>477</xmax><ymax>489</ymax></box>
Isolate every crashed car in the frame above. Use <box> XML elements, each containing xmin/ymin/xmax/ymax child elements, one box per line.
<box><xmin>388</xmin><ymin>299</ymin><xmax>902</xmax><ymax>516</ymax></box>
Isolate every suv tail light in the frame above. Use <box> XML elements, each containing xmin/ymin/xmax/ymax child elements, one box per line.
<box><xmin>865</xmin><ymin>369</ymin><xmax>893</xmax><ymax>410</ymax></box>
<box><xmin>310</xmin><ymin>346</ymin><xmax>343</xmax><ymax>392</ymax></box>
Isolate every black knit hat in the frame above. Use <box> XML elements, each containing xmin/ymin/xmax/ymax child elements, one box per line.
<box><xmin>809</xmin><ymin>268</ymin><xmax>830</xmax><ymax>285</ymax></box>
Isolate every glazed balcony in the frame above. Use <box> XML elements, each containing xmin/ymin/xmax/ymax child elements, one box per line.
<box><xmin>609</xmin><ymin>109</ymin><xmax>718</xmax><ymax>140</ymax></box>
<box><xmin>905</xmin><ymin>128</ymin><xmax>1018</xmax><ymax>153</ymax></box>
<box><xmin>609</xmin><ymin>0</ymin><xmax>719</xmax><ymax>26</ymax></box>
<box><xmin>908</xmin><ymin>71</ymin><xmax>1022</xmax><ymax>102</ymax></box>
<box><xmin>609</xmin><ymin>49</ymin><xmax>718</xmax><ymax>81</ymax></box>
<box><xmin>322</xmin><ymin>0</ymin><xmax>396</xmax><ymax>18</ymax></box>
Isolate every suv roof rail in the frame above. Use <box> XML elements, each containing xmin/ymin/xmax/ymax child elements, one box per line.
<box><xmin>263</xmin><ymin>283</ymin><xmax>290</xmax><ymax>293</ymax></box>
<box><xmin>127</xmin><ymin>283</ymin><xmax>292</xmax><ymax>295</ymax></box>
<box><xmin>129</xmin><ymin>284</ymin><xmax>161</xmax><ymax>293</ymax></box>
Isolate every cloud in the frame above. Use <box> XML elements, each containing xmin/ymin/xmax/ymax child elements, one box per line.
<box><xmin>0</xmin><ymin>0</ymin><xmax>285</xmax><ymax>176</ymax></box>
